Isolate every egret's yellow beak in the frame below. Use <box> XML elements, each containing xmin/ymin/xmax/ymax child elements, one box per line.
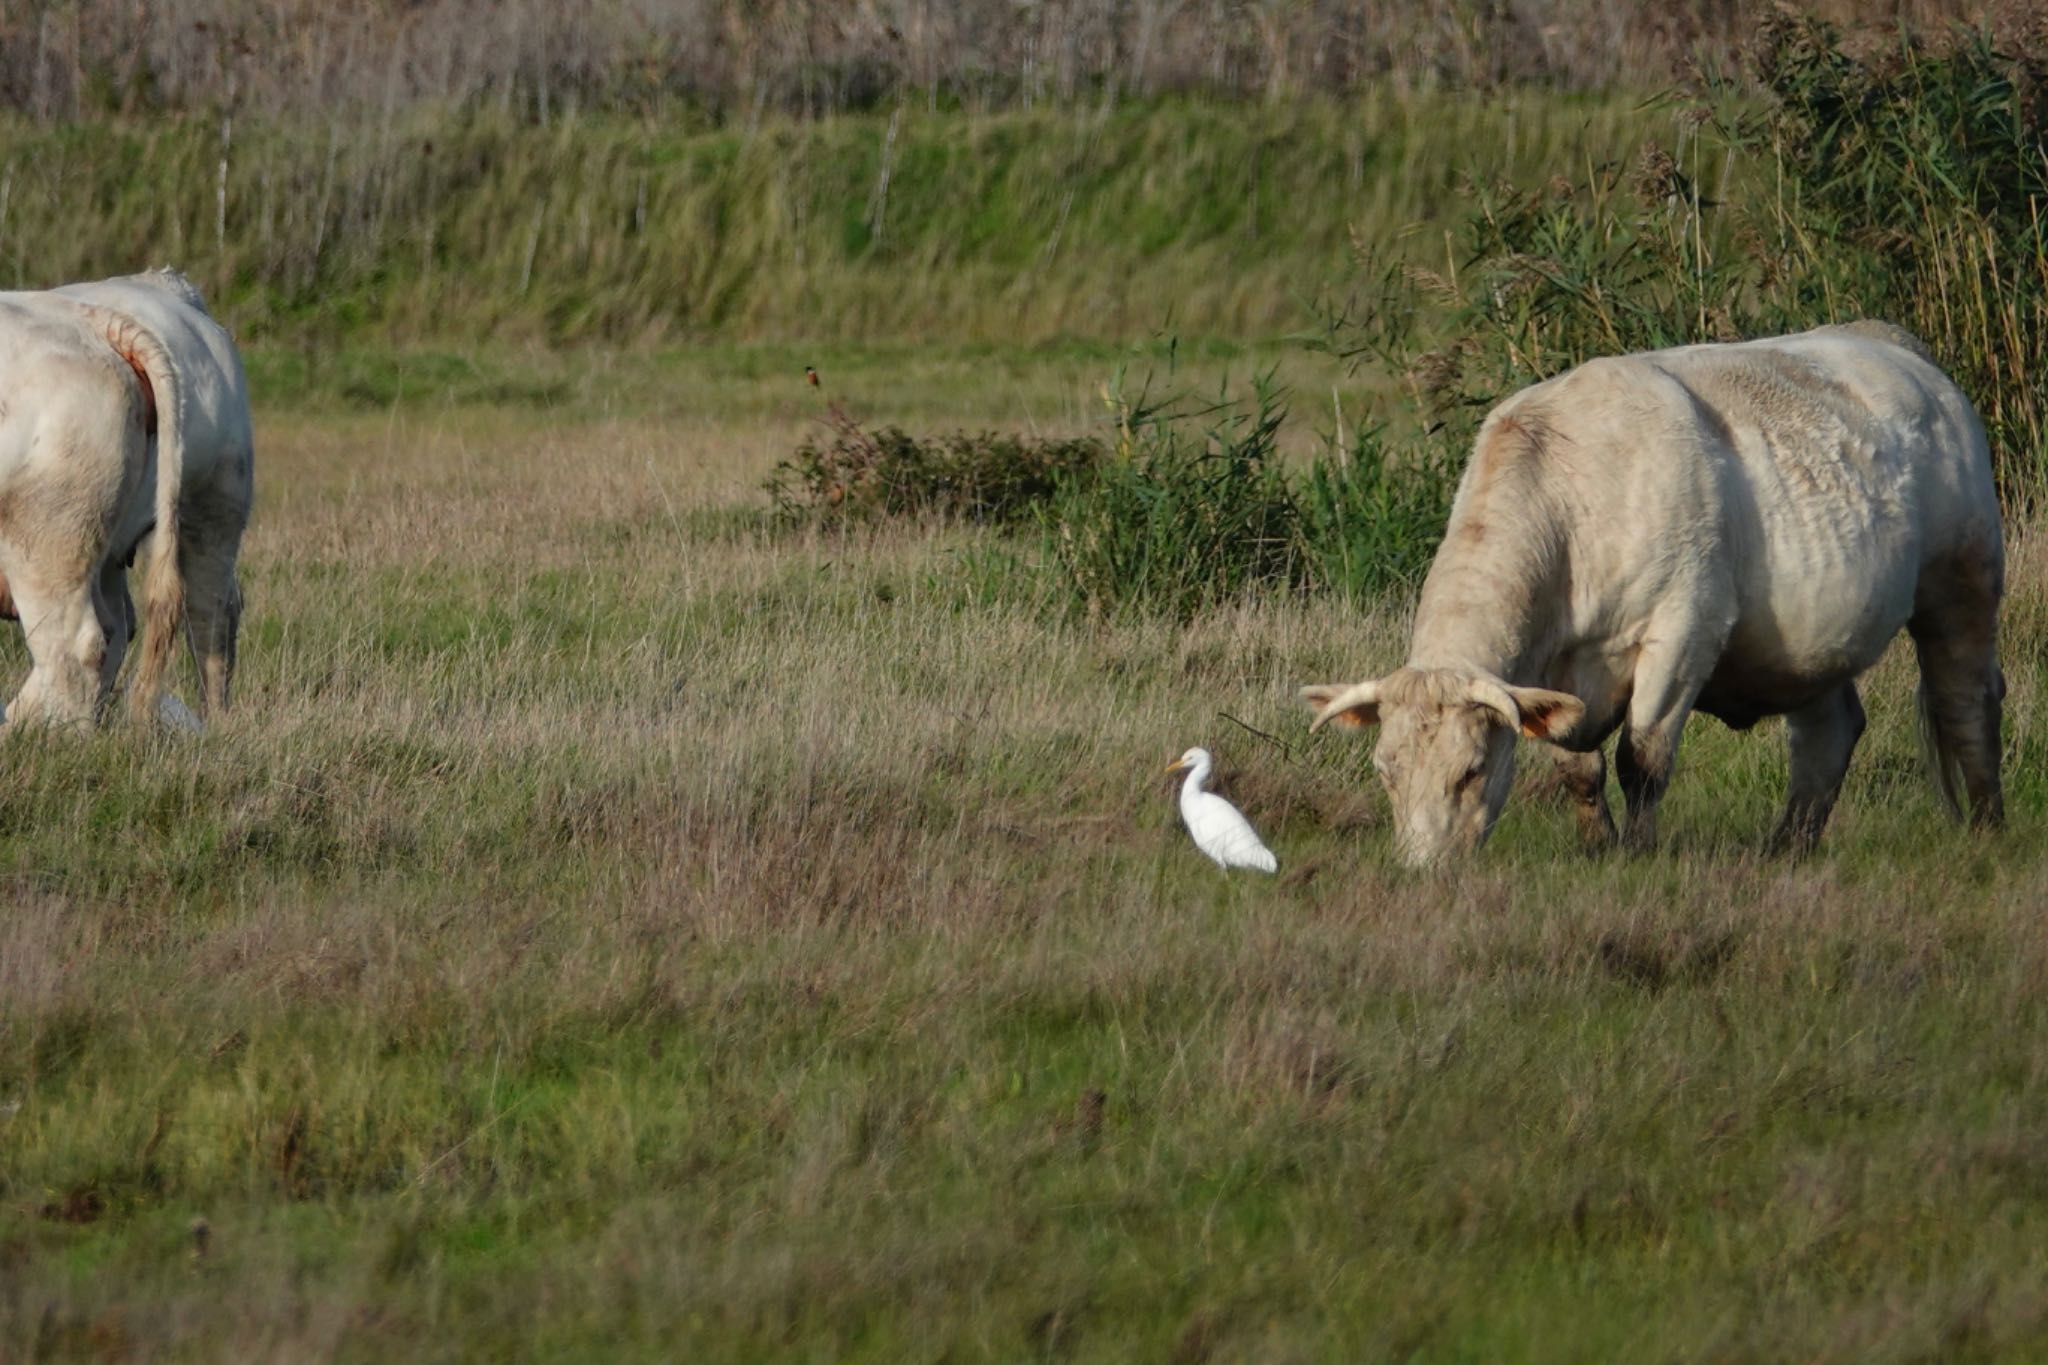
<box><xmin>1164</xmin><ymin>758</ymin><xmax>1189</xmax><ymax>774</ymax></box>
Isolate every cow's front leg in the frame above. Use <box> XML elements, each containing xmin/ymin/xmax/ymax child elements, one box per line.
<box><xmin>1615</xmin><ymin>721</ymin><xmax>1682</xmax><ymax>852</ymax></box>
<box><xmin>1769</xmin><ymin>682</ymin><xmax>1865</xmax><ymax>854</ymax></box>
<box><xmin>1550</xmin><ymin>745</ymin><xmax>1616</xmax><ymax>851</ymax></box>
<box><xmin>1614</xmin><ymin>629</ymin><xmax>1720</xmax><ymax>852</ymax></box>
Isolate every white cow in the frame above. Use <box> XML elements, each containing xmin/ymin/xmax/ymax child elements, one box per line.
<box><xmin>1303</xmin><ymin>322</ymin><xmax>2004</xmax><ymax>865</ymax></box>
<box><xmin>0</xmin><ymin>296</ymin><xmax>184</xmax><ymax>727</ymax></box>
<box><xmin>54</xmin><ymin>269</ymin><xmax>254</xmax><ymax>717</ymax></box>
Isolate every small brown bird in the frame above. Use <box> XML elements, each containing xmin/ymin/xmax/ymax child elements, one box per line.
<box><xmin>805</xmin><ymin>365</ymin><xmax>821</xmax><ymax>387</ymax></box>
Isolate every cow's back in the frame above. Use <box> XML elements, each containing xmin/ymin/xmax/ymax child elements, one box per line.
<box><xmin>1531</xmin><ymin>325</ymin><xmax>1997</xmax><ymax>700</ymax></box>
<box><xmin>1437</xmin><ymin>325</ymin><xmax>2000</xmax><ymax>714</ymax></box>
<box><xmin>1654</xmin><ymin>326</ymin><xmax>1998</xmax><ymax>577</ymax></box>
<box><xmin>55</xmin><ymin>273</ymin><xmax>252</xmax><ymax>479</ymax></box>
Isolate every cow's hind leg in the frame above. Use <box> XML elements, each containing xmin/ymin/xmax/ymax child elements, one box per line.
<box><xmin>1769</xmin><ymin>682</ymin><xmax>1866</xmax><ymax>854</ymax></box>
<box><xmin>181</xmin><ymin>493</ymin><xmax>246</xmax><ymax>717</ymax></box>
<box><xmin>1909</xmin><ymin>552</ymin><xmax>2004</xmax><ymax>828</ymax></box>
<box><xmin>5</xmin><ymin>569</ymin><xmax>108</xmax><ymax>729</ymax></box>
<box><xmin>92</xmin><ymin>559</ymin><xmax>134</xmax><ymax>718</ymax></box>
<box><xmin>1551</xmin><ymin>745</ymin><xmax>1616</xmax><ymax>851</ymax></box>
<box><xmin>183</xmin><ymin>563</ymin><xmax>239</xmax><ymax>716</ymax></box>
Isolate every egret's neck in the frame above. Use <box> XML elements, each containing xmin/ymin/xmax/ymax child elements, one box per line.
<box><xmin>1179</xmin><ymin>761</ymin><xmax>1211</xmax><ymax>802</ymax></box>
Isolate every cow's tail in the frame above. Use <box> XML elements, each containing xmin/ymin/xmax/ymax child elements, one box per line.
<box><xmin>1916</xmin><ymin>678</ymin><xmax>1966</xmax><ymax>820</ymax></box>
<box><xmin>96</xmin><ymin>310</ymin><xmax>185</xmax><ymax>726</ymax></box>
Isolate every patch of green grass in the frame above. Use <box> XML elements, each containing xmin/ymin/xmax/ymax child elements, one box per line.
<box><xmin>237</xmin><ymin>334</ymin><xmax>1318</xmax><ymax>433</ymax></box>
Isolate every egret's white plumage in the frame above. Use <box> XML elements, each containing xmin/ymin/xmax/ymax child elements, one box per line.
<box><xmin>1166</xmin><ymin>747</ymin><xmax>1278</xmax><ymax>872</ymax></box>
<box><xmin>157</xmin><ymin>694</ymin><xmax>204</xmax><ymax>733</ymax></box>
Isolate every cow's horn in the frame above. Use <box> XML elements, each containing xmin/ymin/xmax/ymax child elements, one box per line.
<box><xmin>1306</xmin><ymin>680</ymin><xmax>1381</xmax><ymax>731</ymax></box>
<box><xmin>1466</xmin><ymin>677</ymin><xmax>1522</xmax><ymax>731</ymax></box>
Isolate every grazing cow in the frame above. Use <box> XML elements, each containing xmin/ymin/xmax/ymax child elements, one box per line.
<box><xmin>53</xmin><ymin>269</ymin><xmax>254</xmax><ymax>717</ymax></box>
<box><xmin>0</xmin><ymin>296</ymin><xmax>184</xmax><ymax>727</ymax></box>
<box><xmin>1302</xmin><ymin>322</ymin><xmax>2004</xmax><ymax>865</ymax></box>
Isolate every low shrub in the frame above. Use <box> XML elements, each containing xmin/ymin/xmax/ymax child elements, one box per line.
<box><xmin>766</xmin><ymin>407</ymin><xmax>1104</xmax><ymax>525</ymax></box>
<box><xmin>764</xmin><ymin>371</ymin><xmax>1465</xmax><ymax>617</ymax></box>
<box><xmin>1039</xmin><ymin>372</ymin><xmax>1460</xmax><ymax>616</ymax></box>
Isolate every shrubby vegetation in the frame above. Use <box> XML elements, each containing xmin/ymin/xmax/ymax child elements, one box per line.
<box><xmin>766</xmin><ymin>408</ymin><xmax>1104</xmax><ymax>526</ymax></box>
<box><xmin>1042</xmin><ymin>378</ymin><xmax>1303</xmax><ymax>617</ymax></box>
<box><xmin>1042</xmin><ymin>376</ymin><xmax>1454</xmax><ymax>616</ymax></box>
<box><xmin>770</xmin><ymin>377</ymin><xmax>1455</xmax><ymax>616</ymax></box>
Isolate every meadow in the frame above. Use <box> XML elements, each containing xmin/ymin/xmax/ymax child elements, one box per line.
<box><xmin>10</xmin><ymin>13</ymin><xmax>2048</xmax><ymax>1361</ymax></box>
<box><xmin>4</xmin><ymin>337</ymin><xmax>2048</xmax><ymax>1361</ymax></box>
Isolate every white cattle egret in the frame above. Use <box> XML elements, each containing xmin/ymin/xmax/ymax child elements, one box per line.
<box><xmin>1165</xmin><ymin>747</ymin><xmax>1278</xmax><ymax>873</ymax></box>
<box><xmin>157</xmin><ymin>694</ymin><xmax>204</xmax><ymax>733</ymax></box>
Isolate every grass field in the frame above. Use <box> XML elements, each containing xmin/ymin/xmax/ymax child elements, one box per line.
<box><xmin>5</xmin><ymin>343</ymin><xmax>2048</xmax><ymax>1361</ymax></box>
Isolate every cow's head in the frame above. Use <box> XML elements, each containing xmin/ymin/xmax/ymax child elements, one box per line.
<box><xmin>1302</xmin><ymin>668</ymin><xmax>1584</xmax><ymax>866</ymax></box>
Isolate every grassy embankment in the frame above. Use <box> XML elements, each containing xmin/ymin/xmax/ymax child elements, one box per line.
<box><xmin>0</xmin><ymin>90</ymin><xmax>1650</xmax><ymax>348</ymax></box>
<box><xmin>10</xmin><ymin>84</ymin><xmax>2048</xmax><ymax>1359</ymax></box>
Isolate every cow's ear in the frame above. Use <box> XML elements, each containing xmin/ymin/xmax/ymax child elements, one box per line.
<box><xmin>1505</xmin><ymin>686</ymin><xmax>1584</xmax><ymax>741</ymax></box>
<box><xmin>1302</xmin><ymin>682</ymin><xmax>1382</xmax><ymax>731</ymax></box>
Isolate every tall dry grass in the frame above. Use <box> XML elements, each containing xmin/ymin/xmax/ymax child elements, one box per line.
<box><xmin>0</xmin><ymin>0</ymin><xmax>2006</xmax><ymax>120</ymax></box>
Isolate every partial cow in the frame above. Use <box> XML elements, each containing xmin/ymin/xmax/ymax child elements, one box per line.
<box><xmin>55</xmin><ymin>270</ymin><xmax>254</xmax><ymax>717</ymax></box>
<box><xmin>0</xmin><ymin>295</ymin><xmax>184</xmax><ymax>727</ymax></box>
<box><xmin>1303</xmin><ymin>322</ymin><xmax>2004</xmax><ymax>865</ymax></box>
<box><xmin>0</xmin><ymin>269</ymin><xmax>254</xmax><ymax>723</ymax></box>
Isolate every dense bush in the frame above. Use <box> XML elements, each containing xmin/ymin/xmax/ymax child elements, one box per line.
<box><xmin>1037</xmin><ymin>377</ymin><xmax>1458</xmax><ymax>618</ymax></box>
<box><xmin>765</xmin><ymin>375</ymin><xmax>1455</xmax><ymax>617</ymax></box>
<box><xmin>767</xmin><ymin>408</ymin><xmax>1104</xmax><ymax>526</ymax></box>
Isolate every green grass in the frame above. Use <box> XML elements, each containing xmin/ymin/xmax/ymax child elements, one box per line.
<box><xmin>5</xmin><ymin>354</ymin><xmax>2048</xmax><ymax>1359</ymax></box>
<box><xmin>238</xmin><ymin>334</ymin><xmax>1316</xmax><ymax>429</ymax></box>
<box><xmin>0</xmin><ymin>92</ymin><xmax>1652</xmax><ymax>347</ymax></box>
